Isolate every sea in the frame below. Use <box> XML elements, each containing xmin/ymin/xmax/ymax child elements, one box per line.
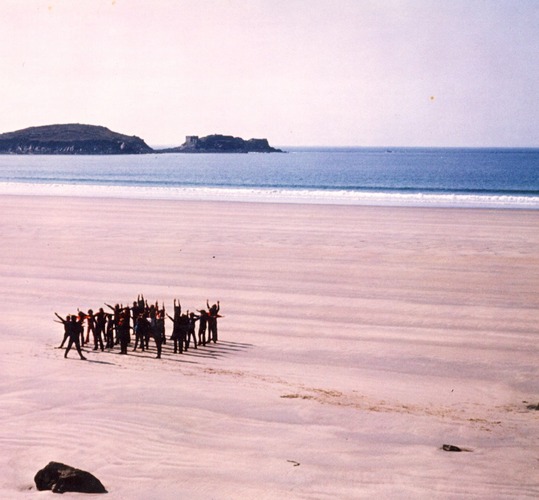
<box><xmin>0</xmin><ymin>147</ymin><xmax>538</xmax><ymax>209</ymax></box>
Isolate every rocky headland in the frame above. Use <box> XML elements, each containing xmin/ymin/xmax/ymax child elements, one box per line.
<box><xmin>0</xmin><ymin>124</ymin><xmax>153</xmax><ymax>155</ymax></box>
<box><xmin>0</xmin><ymin>124</ymin><xmax>282</xmax><ymax>154</ymax></box>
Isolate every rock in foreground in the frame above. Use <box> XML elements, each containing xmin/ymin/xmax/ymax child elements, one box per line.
<box><xmin>34</xmin><ymin>461</ymin><xmax>107</xmax><ymax>494</ymax></box>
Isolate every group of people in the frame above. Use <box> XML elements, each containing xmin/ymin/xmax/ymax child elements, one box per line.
<box><xmin>55</xmin><ymin>295</ymin><xmax>221</xmax><ymax>360</ymax></box>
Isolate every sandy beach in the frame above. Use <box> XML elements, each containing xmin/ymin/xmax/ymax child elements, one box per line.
<box><xmin>0</xmin><ymin>194</ymin><xmax>538</xmax><ymax>499</ymax></box>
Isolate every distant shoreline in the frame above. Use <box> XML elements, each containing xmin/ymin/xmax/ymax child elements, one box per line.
<box><xmin>0</xmin><ymin>124</ymin><xmax>283</xmax><ymax>155</ymax></box>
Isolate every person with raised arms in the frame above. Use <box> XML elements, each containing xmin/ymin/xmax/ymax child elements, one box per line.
<box><xmin>64</xmin><ymin>315</ymin><xmax>86</xmax><ymax>360</ymax></box>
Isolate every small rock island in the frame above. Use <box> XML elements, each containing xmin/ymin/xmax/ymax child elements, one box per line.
<box><xmin>0</xmin><ymin>124</ymin><xmax>283</xmax><ymax>154</ymax></box>
<box><xmin>161</xmin><ymin>135</ymin><xmax>283</xmax><ymax>153</ymax></box>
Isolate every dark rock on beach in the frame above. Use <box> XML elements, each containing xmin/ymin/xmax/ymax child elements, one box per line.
<box><xmin>34</xmin><ymin>461</ymin><xmax>107</xmax><ymax>494</ymax></box>
<box><xmin>442</xmin><ymin>444</ymin><xmax>473</xmax><ymax>452</ymax></box>
<box><xmin>0</xmin><ymin>123</ymin><xmax>153</xmax><ymax>155</ymax></box>
<box><xmin>442</xmin><ymin>444</ymin><xmax>463</xmax><ymax>452</ymax></box>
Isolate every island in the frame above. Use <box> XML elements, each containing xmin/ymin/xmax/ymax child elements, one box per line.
<box><xmin>160</xmin><ymin>135</ymin><xmax>283</xmax><ymax>153</ymax></box>
<box><xmin>0</xmin><ymin>124</ymin><xmax>153</xmax><ymax>155</ymax></box>
<box><xmin>0</xmin><ymin>124</ymin><xmax>283</xmax><ymax>154</ymax></box>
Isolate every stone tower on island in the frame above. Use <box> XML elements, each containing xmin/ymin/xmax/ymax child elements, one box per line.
<box><xmin>183</xmin><ymin>136</ymin><xmax>199</xmax><ymax>148</ymax></box>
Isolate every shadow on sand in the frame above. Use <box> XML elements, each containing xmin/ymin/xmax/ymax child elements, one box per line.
<box><xmin>67</xmin><ymin>337</ymin><xmax>253</xmax><ymax>365</ymax></box>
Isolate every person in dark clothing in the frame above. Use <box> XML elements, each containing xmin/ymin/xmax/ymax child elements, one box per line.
<box><xmin>133</xmin><ymin>314</ymin><xmax>148</xmax><ymax>352</ymax></box>
<box><xmin>150</xmin><ymin>316</ymin><xmax>163</xmax><ymax>359</ymax></box>
<box><xmin>135</xmin><ymin>310</ymin><xmax>162</xmax><ymax>358</ymax></box>
<box><xmin>186</xmin><ymin>312</ymin><xmax>198</xmax><ymax>349</ymax></box>
<box><xmin>93</xmin><ymin>308</ymin><xmax>107</xmax><ymax>351</ymax></box>
<box><xmin>196</xmin><ymin>309</ymin><xmax>209</xmax><ymax>346</ymax></box>
<box><xmin>55</xmin><ymin>313</ymin><xmax>71</xmax><ymax>348</ymax></box>
<box><xmin>167</xmin><ymin>299</ymin><xmax>183</xmax><ymax>354</ymax></box>
<box><xmin>77</xmin><ymin>311</ymin><xmax>87</xmax><ymax>346</ymax></box>
<box><xmin>179</xmin><ymin>313</ymin><xmax>190</xmax><ymax>351</ymax></box>
<box><xmin>64</xmin><ymin>315</ymin><xmax>86</xmax><ymax>360</ymax></box>
<box><xmin>130</xmin><ymin>300</ymin><xmax>143</xmax><ymax>330</ymax></box>
<box><xmin>207</xmin><ymin>300</ymin><xmax>220</xmax><ymax>343</ymax></box>
<box><xmin>85</xmin><ymin>309</ymin><xmax>104</xmax><ymax>351</ymax></box>
<box><xmin>84</xmin><ymin>309</ymin><xmax>96</xmax><ymax>344</ymax></box>
<box><xmin>168</xmin><ymin>316</ymin><xmax>181</xmax><ymax>354</ymax></box>
<box><xmin>104</xmin><ymin>313</ymin><xmax>115</xmax><ymax>349</ymax></box>
<box><xmin>124</xmin><ymin>304</ymin><xmax>132</xmax><ymax>336</ymax></box>
<box><xmin>158</xmin><ymin>304</ymin><xmax>166</xmax><ymax>345</ymax></box>
<box><xmin>117</xmin><ymin>312</ymin><xmax>130</xmax><ymax>355</ymax></box>
<box><xmin>146</xmin><ymin>304</ymin><xmax>157</xmax><ymax>349</ymax></box>
<box><xmin>105</xmin><ymin>303</ymin><xmax>121</xmax><ymax>345</ymax></box>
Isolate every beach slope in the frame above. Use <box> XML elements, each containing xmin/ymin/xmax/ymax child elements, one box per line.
<box><xmin>0</xmin><ymin>196</ymin><xmax>537</xmax><ymax>498</ymax></box>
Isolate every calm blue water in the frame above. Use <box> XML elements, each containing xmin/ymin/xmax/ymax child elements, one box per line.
<box><xmin>0</xmin><ymin>148</ymin><xmax>538</xmax><ymax>207</ymax></box>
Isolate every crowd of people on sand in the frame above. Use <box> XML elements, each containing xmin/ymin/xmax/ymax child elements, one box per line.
<box><xmin>55</xmin><ymin>295</ymin><xmax>221</xmax><ymax>360</ymax></box>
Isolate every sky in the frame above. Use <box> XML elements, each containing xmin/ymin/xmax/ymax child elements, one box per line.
<box><xmin>0</xmin><ymin>0</ymin><xmax>537</xmax><ymax>147</ymax></box>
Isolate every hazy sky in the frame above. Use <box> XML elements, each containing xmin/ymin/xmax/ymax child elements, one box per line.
<box><xmin>1</xmin><ymin>0</ymin><xmax>537</xmax><ymax>147</ymax></box>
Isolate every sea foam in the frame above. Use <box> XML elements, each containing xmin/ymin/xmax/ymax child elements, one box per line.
<box><xmin>0</xmin><ymin>181</ymin><xmax>538</xmax><ymax>209</ymax></box>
